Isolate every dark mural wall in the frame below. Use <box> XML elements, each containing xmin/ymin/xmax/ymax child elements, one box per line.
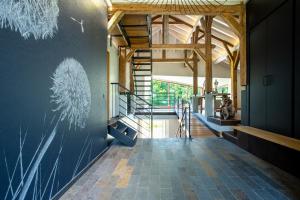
<box><xmin>0</xmin><ymin>0</ymin><xmax>108</xmax><ymax>199</ymax></box>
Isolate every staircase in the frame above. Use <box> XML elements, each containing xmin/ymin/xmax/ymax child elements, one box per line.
<box><xmin>110</xmin><ymin>83</ymin><xmax>153</xmax><ymax>140</ymax></box>
<box><xmin>132</xmin><ymin>49</ymin><xmax>153</xmax><ymax>113</ymax></box>
<box><xmin>108</xmin><ymin>120</ymin><xmax>138</xmax><ymax>147</ymax></box>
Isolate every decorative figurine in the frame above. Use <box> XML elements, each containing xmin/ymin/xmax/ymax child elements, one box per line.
<box><xmin>220</xmin><ymin>94</ymin><xmax>235</xmax><ymax>120</ymax></box>
<box><xmin>214</xmin><ymin>79</ymin><xmax>219</xmax><ymax>93</ymax></box>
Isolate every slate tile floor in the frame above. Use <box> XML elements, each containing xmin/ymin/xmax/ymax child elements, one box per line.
<box><xmin>60</xmin><ymin>137</ymin><xmax>300</xmax><ymax>200</ymax></box>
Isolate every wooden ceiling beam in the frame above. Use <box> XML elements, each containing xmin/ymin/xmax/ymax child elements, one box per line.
<box><xmin>198</xmin><ymin>28</ymin><xmax>234</xmax><ymax>47</ymax></box>
<box><xmin>223</xmin><ymin>42</ymin><xmax>234</xmax><ymax>60</ymax></box>
<box><xmin>152</xmin><ymin>15</ymin><xmax>160</xmax><ymax>22</ymax></box>
<box><xmin>185</xmin><ymin>61</ymin><xmax>194</xmax><ymax>71</ymax></box>
<box><xmin>131</xmin><ymin>44</ymin><xmax>213</xmax><ymax>50</ymax></box>
<box><xmin>221</xmin><ymin>14</ymin><xmax>241</xmax><ymax>37</ymax></box>
<box><xmin>109</xmin><ymin>4</ymin><xmax>242</xmax><ymax>15</ymax></box>
<box><xmin>169</xmin><ymin>15</ymin><xmax>193</xmax><ymax>28</ymax></box>
<box><xmin>153</xmin><ymin>21</ymin><xmax>194</xmax><ymax>26</ymax></box>
<box><xmin>108</xmin><ymin>11</ymin><xmax>124</xmax><ymax>33</ymax></box>
<box><xmin>126</xmin><ymin>49</ymin><xmax>136</xmax><ymax>62</ymax></box>
<box><xmin>152</xmin><ymin>58</ymin><xmax>198</xmax><ymax>63</ymax></box>
<box><xmin>117</xmin><ymin>23</ymin><xmax>130</xmax><ymax>46</ymax></box>
<box><xmin>194</xmin><ymin>49</ymin><xmax>207</xmax><ymax>61</ymax></box>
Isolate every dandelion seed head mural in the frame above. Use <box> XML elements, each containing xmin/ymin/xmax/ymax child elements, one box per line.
<box><xmin>0</xmin><ymin>0</ymin><xmax>59</xmax><ymax>40</ymax></box>
<box><xmin>51</xmin><ymin>58</ymin><xmax>92</xmax><ymax>130</ymax></box>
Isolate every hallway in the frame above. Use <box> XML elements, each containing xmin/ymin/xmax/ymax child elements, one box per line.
<box><xmin>60</xmin><ymin>138</ymin><xmax>300</xmax><ymax>200</ymax></box>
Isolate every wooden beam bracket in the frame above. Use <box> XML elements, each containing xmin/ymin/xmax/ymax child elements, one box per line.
<box><xmin>108</xmin><ymin>11</ymin><xmax>124</xmax><ymax>33</ymax></box>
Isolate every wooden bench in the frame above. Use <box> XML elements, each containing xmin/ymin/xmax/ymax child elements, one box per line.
<box><xmin>234</xmin><ymin>126</ymin><xmax>300</xmax><ymax>152</ymax></box>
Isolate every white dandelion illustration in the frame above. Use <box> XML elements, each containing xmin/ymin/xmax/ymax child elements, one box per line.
<box><xmin>51</xmin><ymin>58</ymin><xmax>92</xmax><ymax>130</ymax></box>
<box><xmin>0</xmin><ymin>0</ymin><xmax>59</xmax><ymax>40</ymax></box>
<box><xmin>16</xmin><ymin>58</ymin><xmax>91</xmax><ymax>200</ymax></box>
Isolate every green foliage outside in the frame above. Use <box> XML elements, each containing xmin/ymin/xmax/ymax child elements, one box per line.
<box><xmin>217</xmin><ymin>86</ymin><xmax>229</xmax><ymax>94</ymax></box>
<box><xmin>152</xmin><ymin>80</ymin><xmax>194</xmax><ymax>106</ymax></box>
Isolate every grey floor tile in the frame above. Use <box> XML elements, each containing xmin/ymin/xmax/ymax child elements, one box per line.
<box><xmin>60</xmin><ymin>138</ymin><xmax>300</xmax><ymax>200</ymax></box>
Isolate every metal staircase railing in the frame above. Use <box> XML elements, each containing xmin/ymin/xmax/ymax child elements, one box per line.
<box><xmin>132</xmin><ymin>50</ymin><xmax>153</xmax><ymax>108</ymax></box>
<box><xmin>175</xmin><ymin>98</ymin><xmax>191</xmax><ymax>138</ymax></box>
<box><xmin>111</xmin><ymin>83</ymin><xmax>153</xmax><ymax>138</ymax></box>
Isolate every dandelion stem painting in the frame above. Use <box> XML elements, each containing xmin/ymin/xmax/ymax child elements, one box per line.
<box><xmin>4</xmin><ymin>58</ymin><xmax>92</xmax><ymax>200</ymax></box>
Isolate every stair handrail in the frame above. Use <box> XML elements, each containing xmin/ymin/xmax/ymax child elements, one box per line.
<box><xmin>175</xmin><ymin>97</ymin><xmax>191</xmax><ymax>138</ymax></box>
<box><xmin>111</xmin><ymin>82</ymin><xmax>152</xmax><ymax>107</ymax></box>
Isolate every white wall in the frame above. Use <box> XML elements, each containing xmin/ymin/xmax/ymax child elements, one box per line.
<box><xmin>108</xmin><ymin>42</ymin><xmax>119</xmax><ymax>118</ymax></box>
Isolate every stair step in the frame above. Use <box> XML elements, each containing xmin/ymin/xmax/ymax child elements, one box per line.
<box><xmin>116</xmin><ymin>125</ymin><xmax>127</xmax><ymax>134</ymax></box>
<box><xmin>134</xmin><ymin>74</ymin><xmax>151</xmax><ymax>76</ymax></box>
<box><xmin>133</xmin><ymin>69</ymin><xmax>151</xmax><ymax>71</ymax></box>
<box><xmin>126</xmin><ymin>131</ymin><xmax>138</xmax><ymax>141</ymax></box>
<box><xmin>132</xmin><ymin>56</ymin><xmax>151</xmax><ymax>59</ymax></box>
<box><xmin>133</xmin><ymin>63</ymin><xmax>151</xmax><ymax>65</ymax></box>
<box><xmin>136</xmin><ymin>107</ymin><xmax>151</xmax><ymax>109</ymax></box>
<box><xmin>135</xmin><ymin>49</ymin><xmax>151</xmax><ymax>53</ymax></box>
<box><xmin>107</xmin><ymin>121</ymin><xmax>137</xmax><ymax>147</ymax></box>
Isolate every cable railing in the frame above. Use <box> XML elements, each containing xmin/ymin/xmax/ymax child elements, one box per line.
<box><xmin>111</xmin><ymin>83</ymin><xmax>153</xmax><ymax>138</ymax></box>
<box><xmin>175</xmin><ymin>98</ymin><xmax>191</xmax><ymax>138</ymax></box>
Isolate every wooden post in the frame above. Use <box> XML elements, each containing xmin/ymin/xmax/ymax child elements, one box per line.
<box><xmin>221</xmin><ymin>4</ymin><xmax>247</xmax><ymax>86</ymax></box>
<box><xmin>192</xmin><ymin>29</ymin><xmax>199</xmax><ymax>96</ymax></box>
<box><xmin>201</xmin><ymin>16</ymin><xmax>214</xmax><ymax>93</ymax></box>
<box><xmin>119</xmin><ymin>47</ymin><xmax>126</xmax><ymax>92</ymax></box>
<box><xmin>226</xmin><ymin>49</ymin><xmax>240</xmax><ymax>112</ymax></box>
<box><xmin>193</xmin><ymin>52</ymin><xmax>198</xmax><ymax>95</ymax></box>
<box><xmin>162</xmin><ymin>15</ymin><xmax>169</xmax><ymax>59</ymax></box>
<box><xmin>230</xmin><ymin>57</ymin><xmax>237</xmax><ymax>112</ymax></box>
<box><xmin>239</xmin><ymin>4</ymin><xmax>247</xmax><ymax>86</ymax></box>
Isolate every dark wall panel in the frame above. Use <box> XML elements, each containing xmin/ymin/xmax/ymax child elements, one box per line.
<box><xmin>265</xmin><ymin>0</ymin><xmax>293</xmax><ymax>136</ymax></box>
<box><xmin>247</xmin><ymin>0</ymin><xmax>287</xmax><ymax>29</ymax></box>
<box><xmin>241</xmin><ymin>89</ymin><xmax>249</xmax><ymax>125</ymax></box>
<box><xmin>0</xmin><ymin>1</ymin><xmax>108</xmax><ymax>199</ymax></box>
<box><xmin>295</xmin><ymin>0</ymin><xmax>300</xmax><ymax>139</ymax></box>
<box><xmin>249</xmin><ymin>21</ymin><xmax>267</xmax><ymax>129</ymax></box>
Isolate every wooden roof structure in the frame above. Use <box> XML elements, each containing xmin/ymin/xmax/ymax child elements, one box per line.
<box><xmin>108</xmin><ymin>1</ymin><xmax>242</xmax><ymax>65</ymax></box>
<box><xmin>107</xmin><ymin>0</ymin><xmax>247</xmax><ymax>110</ymax></box>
